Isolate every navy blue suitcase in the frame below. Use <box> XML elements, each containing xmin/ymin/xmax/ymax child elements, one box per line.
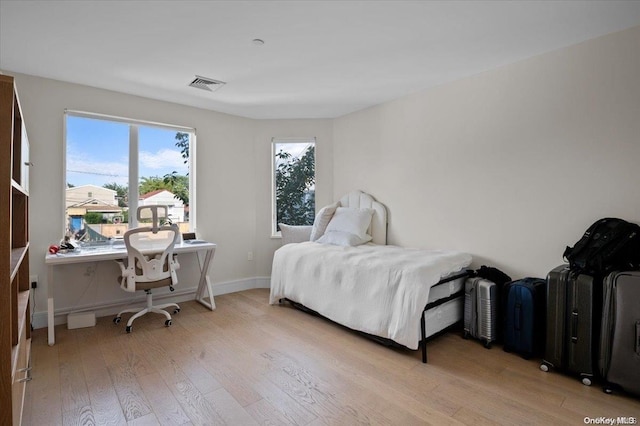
<box><xmin>503</xmin><ymin>278</ymin><xmax>546</xmax><ymax>358</ymax></box>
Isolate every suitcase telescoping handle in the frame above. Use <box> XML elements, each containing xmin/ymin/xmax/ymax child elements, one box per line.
<box><xmin>636</xmin><ymin>321</ymin><xmax>640</xmax><ymax>355</ymax></box>
<box><xmin>571</xmin><ymin>310</ymin><xmax>579</xmax><ymax>343</ymax></box>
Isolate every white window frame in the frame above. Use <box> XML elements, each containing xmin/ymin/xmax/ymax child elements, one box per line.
<box><xmin>62</xmin><ymin>110</ymin><xmax>197</xmax><ymax>236</ymax></box>
<box><xmin>271</xmin><ymin>137</ymin><xmax>316</xmax><ymax>237</ymax></box>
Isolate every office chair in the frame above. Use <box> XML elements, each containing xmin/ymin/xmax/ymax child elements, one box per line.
<box><xmin>113</xmin><ymin>205</ymin><xmax>181</xmax><ymax>333</ymax></box>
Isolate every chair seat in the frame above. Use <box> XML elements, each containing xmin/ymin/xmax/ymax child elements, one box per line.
<box><xmin>117</xmin><ymin>275</ymin><xmax>173</xmax><ymax>291</ymax></box>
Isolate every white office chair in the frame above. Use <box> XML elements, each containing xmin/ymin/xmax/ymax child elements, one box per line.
<box><xmin>114</xmin><ymin>206</ymin><xmax>181</xmax><ymax>333</ymax></box>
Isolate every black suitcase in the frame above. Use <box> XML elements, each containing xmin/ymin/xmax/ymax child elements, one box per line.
<box><xmin>503</xmin><ymin>278</ymin><xmax>546</xmax><ymax>358</ymax></box>
<box><xmin>600</xmin><ymin>271</ymin><xmax>640</xmax><ymax>395</ymax></box>
<box><xmin>541</xmin><ymin>265</ymin><xmax>599</xmax><ymax>386</ymax></box>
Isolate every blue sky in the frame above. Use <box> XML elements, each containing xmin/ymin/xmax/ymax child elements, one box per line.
<box><xmin>66</xmin><ymin>115</ymin><xmax>189</xmax><ymax>188</ymax></box>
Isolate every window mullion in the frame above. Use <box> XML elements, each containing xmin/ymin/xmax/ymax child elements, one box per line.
<box><xmin>129</xmin><ymin>125</ymin><xmax>139</xmax><ymax>228</ymax></box>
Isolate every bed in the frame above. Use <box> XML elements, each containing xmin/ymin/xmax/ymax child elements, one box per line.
<box><xmin>269</xmin><ymin>190</ymin><xmax>472</xmax><ymax>362</ymax></box>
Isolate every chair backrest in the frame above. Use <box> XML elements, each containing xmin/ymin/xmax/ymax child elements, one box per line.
<box><xmin>120</xmin><ymin>223</ymin><xmax>180</xmax><ymax>292</ymax></box>
<box><xmin>137</xmin><ymin>205</ymin><xmax>170</xmax><ymax>231</ymax></box>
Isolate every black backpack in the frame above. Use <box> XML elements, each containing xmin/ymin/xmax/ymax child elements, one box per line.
<box><xmin>474</xmin><ymin>265</ymin><xmax>512</xmax><ymax>287</ymax></box>
<box><xmin>563</xmin><ymin>218</ymin><xmax>640</xmax><ymax>275</ymax></box>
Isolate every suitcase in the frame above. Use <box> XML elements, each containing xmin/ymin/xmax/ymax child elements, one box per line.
<box><xmin>600</xmin><ymin>271</ymin><xmax>640</xmax><ymax>395</ymax></box>
<box><xmin>541</xmin><ymin>265</ymin><xmax>599</xmax><ymax>386</ymax></box>
<box><xmin>463</xmin><ymin>277</ymin><xmax>499</xmax><ymax>348</ymax></box>
<box><xmin>503</xmin><ymin>277</ymin><xmax>546</xmax><ymax>358</ymax></box>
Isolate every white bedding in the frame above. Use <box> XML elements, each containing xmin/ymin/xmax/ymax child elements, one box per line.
<box><xmin>269</xmin><ymin>242</ymin><xmax>472</xmax><ymax>349</ymax></box>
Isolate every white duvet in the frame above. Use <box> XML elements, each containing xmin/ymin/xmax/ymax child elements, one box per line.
<box><xmin>269</xmin><ymin>242</ymin><xmax>472</xmax><ymax>349</ymax></box>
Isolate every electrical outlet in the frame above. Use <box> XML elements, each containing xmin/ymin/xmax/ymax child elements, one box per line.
<box><xmin>30</xmin><ymin>275</ymin><xmax>38</xmax><ymax>289</ymax></box>
<box><xmin>247</xmin><ymin>251</ymin><xmax>254</xmax><ymax>261</ymax></box>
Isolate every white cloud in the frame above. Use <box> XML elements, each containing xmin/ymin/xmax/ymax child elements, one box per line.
<box><xmin>66</xmin><ymin>152</ymin><xmax>129</xmax><ymax>185</ymax></box>
<box><xmin>139</xmin><ymin>148</ymin><xmax>187</xmax><ymax>171</ymax></box>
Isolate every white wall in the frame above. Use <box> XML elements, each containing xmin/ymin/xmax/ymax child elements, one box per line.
<box><xmin>333</xmin><ymin>25</ymin><xmax>640</xmax><ymax>279</ymax></box>
<box><xmin>11</xmin><ymin>73</ymin><xmax>332</xmax><ymax>327</ymax></box>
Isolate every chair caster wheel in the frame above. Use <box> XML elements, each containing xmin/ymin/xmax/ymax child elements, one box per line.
<box><xmin>540</xmin><ymin>363</ymin><xmax>549</xmax><ymax>372</ymax></box>
<box><xmin>165</xmin><ymin>319</ymin><xmax>172</xmax><ymax>327</ymax></box>
<box><xmin>125</xmin><ymin>326</ymin><xmax>132</xmax><ymax>333</ymax></box>
<box><xmin>113</xmin><ymin>317</ymin><xmax>121</xmax><ymax>325</ymax></box>
<box><xmin>581</xmin><ymin>377</ymin><xmax>592</xmax><ymax>386</ymax></box>
<box><xmin>174</xmin><ymin>308</ymin><xmax>180</xmax><ymax>314</ymax></box>
<box><xmin>484</xmin><ymin>341</ymin><xmax>492</xmax><ymax>349</ymax></box>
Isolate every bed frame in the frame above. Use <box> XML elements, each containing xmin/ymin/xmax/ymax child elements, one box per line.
<box><xmin>281</xmin><ymin>268</ymin><xmax>472</xmax><ymax>364</ymax></box>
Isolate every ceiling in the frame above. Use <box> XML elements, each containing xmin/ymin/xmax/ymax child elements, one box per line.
<box><xmin>1</xmin><ymin>1</ymin><xmax>640</xmax><ymax>119</ymax></box>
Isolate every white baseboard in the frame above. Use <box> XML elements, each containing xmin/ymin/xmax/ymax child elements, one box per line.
<box><xmin>31</xmin><ymin>276</ymin><xmax>271</xmax><ymax>330</ymax></box>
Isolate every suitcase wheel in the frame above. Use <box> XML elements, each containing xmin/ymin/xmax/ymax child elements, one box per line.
<box><xmin>581</xmin><ymin>376</ymin><xmax>592</xmax><ymax>386</ymax></box>
<box><xmin>603</xmin><ymin>386</ymin><xmax>613</xmax><ymax>394</ymax></box>
<box><xmin>539</xmin><ymin>363</ymin><xmax>549</xmax><ymax>372</ymax></box>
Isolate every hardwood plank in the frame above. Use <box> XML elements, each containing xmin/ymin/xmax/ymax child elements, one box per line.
<box><xmin>137</xmin><ymin>372</ymin><xmax>192</xmax><ymax>426</ymax></box>
<box><xmin>244</xmin><ymin>398</ymin><xmax>294</xmax><ymax>426</ymax></box>
<box><xmin>125</xmin><ymin>327</ymin><xmax>224</xmax><ymax>425</ymax></box>
<box><xmin>107</xmin><ymin>363</ymin><xmax>153</xmax><ymax>422</ymax></box>
<box><xmin>204</xmin><ymin>387</ymin><xmax>259</xmax><ymax>425</ymax></box>
<box><xmin>57</xmin><ymin>332</ymin><xmax>96</xmax><ymax>425</ymax></box>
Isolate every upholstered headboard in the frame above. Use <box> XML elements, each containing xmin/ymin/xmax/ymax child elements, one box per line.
<box><xmin>339</xmin><ymin>190</ymin><xmax>388</xmax><ymax>245</ymax></box>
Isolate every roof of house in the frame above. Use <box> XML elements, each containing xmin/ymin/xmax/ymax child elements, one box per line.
<box><xmin>139</xmin><ymin>189</ymin><xmax>173</xmax><ymax>199</ymax></box>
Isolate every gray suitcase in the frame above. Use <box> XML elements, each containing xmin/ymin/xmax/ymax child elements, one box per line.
<box><xmin>463</xmin><ymin>277</ymin><xmax>498</xmax><ymax>348</ymax></box>
<box><xmin>541</xmin><ymin>264</ymin><xmax>598</xmax><ymax>386</ymax></box>
<box><xmin>600</xmin><ymin>271</ymin><xmax>640</xmax><ymax>395</ymax></box>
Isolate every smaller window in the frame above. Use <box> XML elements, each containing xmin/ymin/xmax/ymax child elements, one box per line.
<box><xmin>272</xmin><ymin>138</ymin><xmax>316</xmax><ymax>236</ymax></box>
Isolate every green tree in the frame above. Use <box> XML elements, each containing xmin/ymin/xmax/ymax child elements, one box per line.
<box><xmin>160</xmin><ymin>131</ymin><xmax>190</xmax><ymax>205</ymax></box>
<box><xmin>275</xmin><ymin>146</ymin><xmax>315</xmax><ymax>227</ymax></box>
<box><xmin>174</xmin><ymin>132</ymin><xmax>189</xmax><ymax>165</ymax></box>
<box><xmin>103</xmin><ymin>182</ymin><xmax>128</xmax><ymax>207</ymax></box>
<box><xmin>139</xmin><ymin>176</ymin><xmax>171</xmax><ymax>194</ymax></box>
<box><xmin>163</xmin><ymin>172</ymin><xmax>189</xmax><ymax>205</ymax></box>
<box><xmin>84</xmin><ymin>212</ymin><xmax>103</xmax><ymax>224</ymax></box>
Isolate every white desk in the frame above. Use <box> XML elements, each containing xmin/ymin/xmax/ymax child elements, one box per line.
<box><xmin>45</xmin><ymin>241</ymin><xmax>216</xmax><ymax>345</ymax></box>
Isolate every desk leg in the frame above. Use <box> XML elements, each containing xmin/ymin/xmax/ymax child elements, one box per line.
<box><xmin>47</xmin><ymin>265</ymin><xmax>55</xmax><ymax>346</ymax></box>
<box><xmin>195</xmin><ymin>248</ymin><xmax>216</xmax><ymax>310</ymax></box>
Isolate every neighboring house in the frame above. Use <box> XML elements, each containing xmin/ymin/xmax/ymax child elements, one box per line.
<box><xmin>65</xmin><ymin>185</ymin><xmax>122</xmax><ymax>236</ymax></box>
<box><xmin>139</xmin><ymin>189</ymin><xmax>185</xmax><ymax>223</ymax></box>
<box><xmin>65</xmin><ymin>184</ymin><xmax>117</xmax><ymax>208</ymax></box>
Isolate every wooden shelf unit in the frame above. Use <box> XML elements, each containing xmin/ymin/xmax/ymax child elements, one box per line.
<box><xmin>1</xmin><ymin>74</ymin><xmax>32</xmax><ymax>426</ymax></box>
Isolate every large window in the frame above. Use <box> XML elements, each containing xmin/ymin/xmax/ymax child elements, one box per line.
<box><xmin>272</xmin><ymin>137</ymin><xmax>316</xmax><ymax>236</ymax></box>
<box><xmin>64</xmin><ymin>111</ymin><xmax>195</xmax><ymax>242</ymax></box>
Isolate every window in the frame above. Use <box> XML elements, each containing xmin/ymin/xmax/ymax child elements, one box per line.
<box><xmin>64</xmin><ymin>111</ymin><xmax>195</xmax><ymax>242</ymax></box>
<box><xmin>272</xmin><ymin>137</ymin><xmax>316</xmax><ymax>236</ymax></box>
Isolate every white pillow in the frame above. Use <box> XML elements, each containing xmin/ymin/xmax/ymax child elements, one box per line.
<box><xmin>310</xmin><ymin>202</ymin><xmax>340</xmax><ymax>241</ymax></box>
<box><xmin>324</xmin><ymin>207</ymin><xmax>374</xmax><ymax>240</ymax></box>
<box><xmin>279</xmin><ymin>223</ymin><xmax>312</xmax><ymax>245</ymax></box>
<box><xmin>316</xmin><ymin>230</ymin><xmax>372</xmax><ymax>246</ymax></box>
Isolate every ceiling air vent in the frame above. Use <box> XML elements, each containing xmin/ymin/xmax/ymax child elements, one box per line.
<box><xmin>188</xmin><ymin>75</ymin><xmax>226</xmax><ymax>92</ymax></box>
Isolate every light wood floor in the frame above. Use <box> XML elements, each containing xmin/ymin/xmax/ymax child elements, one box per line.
<box><xmin>24</xmin><ymin>289</ymin><xmax>640</xmax><ymax>425</ymax></box>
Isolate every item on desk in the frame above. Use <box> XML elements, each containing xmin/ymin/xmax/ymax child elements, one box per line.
<box><xmin>48</xmin><ymin>244</ymin><xmax>59</xmax><ymax>254</ymax></box>
<box><xmin>184</xmin><ymin>239</ymin><xmax>207</xmax><ymax>244</ymax></box>
<box><xmin>182</xmin><ymin>232</ymin><xmax>196</xmax><ymax>241</ymax></box>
